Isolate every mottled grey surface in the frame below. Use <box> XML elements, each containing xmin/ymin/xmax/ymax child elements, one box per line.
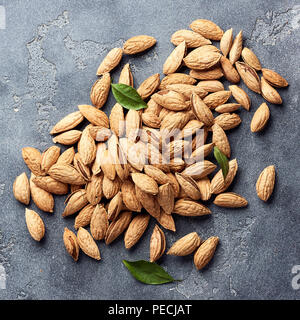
<box><xmin>0</xmin><ymin>0</ymin><xmax>299</xmax><ymax>300</ymax></box>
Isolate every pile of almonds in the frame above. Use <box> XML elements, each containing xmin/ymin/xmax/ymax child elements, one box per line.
<box><xmin>13</xmin><ymin>19</ymin><xmax>284</xmax><ymax>271</ymax></box>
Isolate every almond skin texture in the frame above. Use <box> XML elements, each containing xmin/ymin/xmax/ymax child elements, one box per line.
<box><xmin>90</xmin><ymin>73</ymin><xmax>111</xmax><ymax>108</ymax></box>
<box><xmin>163</xmin><ymin>41</ymin><xmax>186</xmax><ymax>74</ymax></box>
<box><xmin>77</xmin><ymin>227</ymin><xmax>101</xmax><ymax>260</ymax></box>
<box><xmin>96</xmin><ymin>48</ymin><xmax>122</xmax><ymax>75</ymax></box>
<box><xmin>48</xmin><ymin>164</ymin><xmax>86</xmax><ymax>185</ymax></box>
<box><xmin>261</xmin><ymin>77</ymin><xmax>282</xmax><ymax>104</ymax></box>
<box><xmin>53</xmin><ymin>130</ymin><xmax>82</xmax><ymax>145</ymax></box>
<box><xmin>261</xmin><ymin>68</ymin><xmax>288</xmax><ymax>88</ymax></box>
<box><xmin>242</xmin><ymin>47</ymin><xmax>262</xmax><ymax>71</ymax></box>
<box><xmin>212</xmin><ymin>123</ymin><xmax>231</xmax><ymax>158</ymax></box>
<box><xmin>22</xmin><ymin>147</ymin><xmax>44</xmax><ymax>176</ymax></box>
<box><xmin>78</xmin><ymin>104</ymin><xmax>109</xmax><ymax>128</ymax></box>
<box><xmin>214</xmin><ymin>113</ymin><xmax>242</xmax><ymax>131</ymax></box>
<box><xmin>74</xmin><ymin>204</ymin><xmax>95</xmax><ymax>229</ymax></box>
<box><xmin>197</xmin><ymin>80</ymin><xmax>224</xmax><ymax>92</ymax></box>
<box><xmin>123</xmin><ymin>35</ymin><xmax>156</xmax><ymax>54</ymax></box>
<box><xmin>63</xmin><ymin>228</ymin><xmax>80</xmax><ymax>261</ymax></box>
<box><xmin>256</xmin><ymin>165</ymin><xmax>276</xmax><ymax>201</ymax></box>
<box><xmin>183</xmin><ymin>46</ymin><xmax>221</xmax><ymax>70</ymax></box>
<box><xmin>137</xmin><ymin>73</ymin><xmax>160</xmax><ymax>100</ymax></box>
<box><xmin>124</xmin><ymin>213</ymin><xmax>150</xmax><ymax>249</ymax></box>
<box><xmin>251</xmin><ymin>103</ymin><xmax>270</xmax><ymax>132</ymax></box>
<box><xmin>175</xmin><ymin>173</ymin><xmax>201</xmax><ymax>201</ymax></box>
<box><xmin>229</xmin><ymin>85</ymin><xmax>251</xmax><ymax>111</ymax></box>
<box><xmin>190</xmin><ymin>19</ymin><xmax>224</xmax><ymax>40</ymax></box>
<box><xmin>159</xmin><ymin>73</ymin><xmax>196</xmax><ymax>90</ymax></box>
<box><xmin>171</xmin><ymin>29</ymin><xmax>211</xmax><ymax>48</ymax></box>
<box><xmin>220</xmin><ymin>28</ymin><xmax>233</xmax><ymax>57</ymax></box>
<box><xmin>213</xmin><ymin>192</ymin><xmax>248</xmax><ymax>208</ymax></box>
<box><xmin>32</xmin><ymin>176</ymin><xmax>68</xmax><ymax>195</ymax></box>
<box><xmin>90</xmin><ymin>205</ymin><xmax>109</xmax><ymax>240</ymax></box>
<box><xmin>196</xmin><ymin>177</ymin><xmax>211</xmax><ymax>201</ymax></box>
<box><xmin>78</xmin><ymin>128</ymin><xmax>96</xmax><ymax>166</ymax></box>
<box><xmin>105</xmin><ymin>211</ymin><xmax>132</xmax><ymax>245</ymax></box>
<box><xmin>50</xmin><ymin>111</ymin><xmax>84</xmax><ymax>135</ymax></box>
<box><xmin>167</xmin><ymin>232</ymin><xmax>201</xmax><ymax>256</ymax></box>
<box><xmin>220</xmin><ymin>56</ymin><xmax>240</xmax><ymax>84</ymax></box>
<box><xmin>150</xmin><ymin>225</ymin><xmax>166</xmax><ymax>262</ymax></box>
<box><xmin>119</xmin><ymin>63</ymin><xmax>134</xmax><ymax>86</ymax></box>
<box><xmin>41</xmin><ymin>146</ymin><xmax>60</xmax><ymax>173</ymax></box>
<box><xmin>157</xmin><ymin>183</ymin><xmax>175</xmax><ymax>215</ymax></box>
<box><xmin>25</xmin><ymin>208</ymin><xmax>45</xmax><ymax>241</ymax></box>
<box><xmin>62</xmin><ymin>189</ymin><xmax>88</xmax><ymax>217</ymax></box>
<box><xmin>229</xmin><ymin>30</ymin><xmax>243</xmax><ymax>64</ymax></box>
<box><xmin>190</xmin><ymin>67</ymin><xmax>223</xmax><ymax>80</ymax></box>
<box><xmin>194</xmin><ymin>236</ymin><xmax>219</xmax><ymax>270</ymax></box>
<box><xmin>191</xmin><ymin>93</ymin><xmax>214</xmax><ymax>126</ymax></box>
<box><xmin>13</xmin><ymin>172</ymin><xmax>30</xmax><ymax>205</ymax></box>
<box><xmin>131</xmin><ymin>172</ymin><xmax>158</xmax><ymax>195</ymax></box>
<box><xmin>203</xmin><ymin>91</ymin><xmax>231</xmax><ymax>109</ymax></box>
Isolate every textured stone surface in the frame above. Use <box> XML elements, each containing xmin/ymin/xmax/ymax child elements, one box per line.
<box><xmin>0</xmin><ymin>0</ymin><xmax>299</xmax><ymax>300</ymax></box>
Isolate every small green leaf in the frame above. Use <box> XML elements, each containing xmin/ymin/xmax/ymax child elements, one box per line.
<box><xmin>122</xmin><ymin>260</ymin><xmax>176</xmax><ymax>285</ymax></box>
<box><xmin>213</xmin><ymin>146</ymin><xmax>229</xmax><ymax>179</ymax></box>
<box><xmin>111</xmin><ymin>83</ymin><xmax>147</xmax><ymax>110</ymax></box>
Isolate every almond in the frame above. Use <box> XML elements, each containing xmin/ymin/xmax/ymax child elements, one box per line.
<box><xmin>196</xmin><ymin>177</ymin><xmax>211</xmax><ymax>201</ymax></box>
<box><xmin>261</xmin><ymin>77</ymin><xmax>282</xmax><ymax>104</ymax></box>
<box><xmin>163</xmin><ymin>41</ymin><xmax>186</xmax><ymax>74</ymax></box>
<box><xmin>250</xmin><ymin>102</ymin><xmax>270</xmax><ymax>132</ymax></box>
<box><xmin>220</xmin><ymin>56</ymin><xmax>240</xmax><ymax>84</ymax></box>
<box><xmin>78</xmin><ymin>128</ymin><xmax>97</xmax><ymax>165</ymax></box>
<box><xmin>90</xmin><ymin>204</ymin><xmax>109</xmax><ymax>240</ymax></box>
<box><xmin>135</xmin><ymin>185</ymin><xmax>160</xmax><ymax>219</ymax></box>
<box><xmin>194</xmin><ymin>236</ymin><xmax>219</xmax><ymax>270</ymax></box>
<box><xmin>175</xmin><ymin>173</ymin><xmax>201</xmax><ymax>200</ymax></box>
<box><xmin>182</xmin><ymin>160</ymin><xmax>217</xmax><ymax>179</ymax></box>
<box><xmin>171</xmin><ymin>29</ymin><xmax>211</xmax><ymax>47</ymax></box>
<box><xmin>190</xmin><ymin>143</ymin><xmax>215</xmax><ymax>161</ymax></box>
<box><xmin>167</xmin><ymin>232</ymin><xmax>201</xmax><ymax>256</ymax></box>
<box><xmin>25</xmin><ymin>208</ymin><xmax>45</xmax><ymax>241</ymax></box>
<box><xmin>53</xmin><ymin>130</ymin><xmax>82</xmax><ymax>145</ymax></box>
<box><xmin>261</xmin><ymin>68</ymin><xmax>288</xmax><ymax>88</ymax></box>
<box><xmin>73</xmin><ymin>153</ymin><xmax>91</xmax><ymax>181</ymax></box>
<box><xmin>62</xmin><ymin>189</ymin><xmax>88</xmax><ymax>217</ymax></box>
<box><xmin>57</xmin><ymin>147</ymin><xmax>75</xmax><ymax>165</ymax></box>
<box><xmin>119</xmin><ymin>63</ymin><xmax>134</xmax><ymax>86</ymax></box>
<box><xmin>197</xmin><ymin>80</ymin><xmax>224</xmax><ymax>92</ymax></box>
<box><xmin>235</xmin><ymin>62</ymin><xmax>261</xmax><ymax>94</ymax></box>
<box><xmin>96</xmin><ymin>48</ymin><xmax>123</xmax><ymax>75</ymax></box>
<box><xmin>74</xmin><ymin>204</ymin><xmax>95</xmax><ymax>229</ymax></box>
<box><xmin>241</xmin><ymin>47</ymin><xmax>261</xmax><ymax>71</ymax></box>
<box><xmin>32</xmin><ymin>176</ymin><xmax>68</xmax><ymax>195</ymax></box>
<box><xmin>125</xmin><ymin>109</ymin><xmax>141</xmax><ymax>141</ymax></box>
<box><xmin>190</xmin><ymin>19</ymin><xmax>224</xmax><ymax>40</ymax></box>
<box><xmin>77</xmin><ymin>227</ymin><xmax>101</xmax><ymax>260</ymax></box>
<box><xmin>109</xmin><ymin>103</ymin><xmax>125</xmax><ymax>137</ymax></box>
<box><xmin>90</xmin><ymin>73</ymin><xmax>111</xmax><ymax>108</ymax></box>
<box><xmin>105</xmin><ymin>211</ymin><xmax>132</xmax><ymax>245</ymax></box>
<box><xmin>150</xmin><ymin>225</ymin><xmax>166</xmax><ymax>262</ymax></box>
<box><xmin>50</xmin><ymin>111</ymin><xmax>84</xmax><ymax>135</ymax></box>
<box><xmin>63</xmin><ymin>228</ymin><xmax>80</xmax><ymax>261</ymax></box>
<box><xmin>215</xmin><ymin>103</ymin><xmax>241</xmax><ymax>113</ymax></box>
<box><xmin>107</xmin><ymin>191</ymin><xmax>123</xmax><ymax>221</ymax></box>
<box><xmin>229</xmin><ymin>85</ymin><xmax>251</xmax><ymax>111</ymax></box>
<box><xmin>102</xmin><ymin>176</ymin><xmax>121</xmax><ymax>199</ymax></box>
<box><xmin>213</xmin><ymin>192</ymin><xmax>248</xmax><ymax>207</ymax></box>
<box><xmin>22</xmin><ymin>147</ymin><xmax>44</xmax><ymax>176</ymax></box>
<box><xmin>220</xmin><ymin>28</ymin><xmax>233</xmax><ymax>57</ymax></box>
<box><xmin>157</xmin><ymin>183</ymin><xmax>174</xmax><ymax>215</ymax></box>
<box><xmin>13</xmin><ymin>172</ymin><xmax>30</xmax><ymax>205</ymax></box>
<box><xmin>159</xmin><ymin>73</ymin><xmax>196</xmax><ymax>90</ymax></box>
<box><xmin>203</xmin><ymin>90</ymin><xmax>231</xmax><ymax>109</ymax></box>
<box><xmin>152</xmin><ymin>90</ymin><xmax>188</xmax><ymax>111</ymax></box>
<box><xmin>191</xmin><ymin>92</ymin><xmax>214</xmax><ymax>126</ymax></box>
<box><xmin>183</xmin><ymin>45</ymin><xmax>221</xmax><ymax>70</ymax></box>
<box><xmin>137</xmin><ymin>73</ymin><xmax>160</xmax><ymax>100</ymax></box>
<box><xmin>157</xmin><ymin>210</ymin><xmax>176</xmax><ymax>232</ymax></box>
<box><xmin>41</xmin><ymin>146</ymin><xmax>60</xmax><ymax>173</ymax></box>
<box><xmin>131</xmin><ymin>172</ymin><xmax>158</xmax><ymax>195</ymax></box>
<box><xmin>212</xmin><ymin>123</ymin><xmax>231</xmax><ymax>158</ymax></box>
<box><xmin>86</xmin><ymin>174</ymin><xmax>103</xmax><ymax>205</ymax></box>
<box><xmin>256</xmin><ymin>165</ymin><xmax>275</xmax><ymax>201</ymax></box>
<box><xmin>78</xmin><ymin>104</ymin><xmax>109</xmax><ymax>127</ymax></box>
<box><xmin>121</xmin><ymin>179</ymin><xmax>142</xmax><ymax>212</ymax></box>
<box><xmin>165</xmin><ymin>83</ymin><xmax>207</xmax><ymax>100</ymax></box>
<box><xmin>124</xmin><ymin>213</ymin><xmax>150</xmax><ymax>249</ymax></box>
<box><xmin>173</xmin><ymin>199</ymin><xmax>211</xmax><ymax>216</ymax></box>
<box><xmin>123</xmin><ymin>35</ymin><xmax>156</xmax><ymax>54</ymax></box>
<box><xmin>214</xmin><ymin>113</ymin><xmax>241</xmax><ymax>131</ymax></box>
<box><xmin>144</xmin><ymin>165</ymin><xmax>170</xmax><ymax>184</ymax></box>
<box><xmin>229</xmin><ymin>30</ymin><xmax>243</xmax><ymax>64</ymax></box>
<box><xmin>189</xmin><ymin>66</ymin><xmax>223</xmax><ymax>80</ymax></box>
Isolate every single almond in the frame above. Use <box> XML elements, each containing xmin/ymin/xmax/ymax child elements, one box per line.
<box><xmin>119</xmin><ymin>63</ymin><xmax>134</xmax><ymax>86</ymax></box>
<box><xmin>194</xmin><ymin>236</ymin><xmax>219</xmax><ymax>270</ymax></box>
<box><xmin>90</xmin><ymin>204</ymin><xmax>109</xmax><ymax>240</ymax></box>
<box><xmin>235</xmin><ymin>62</ymin><xmax>261</xmax><ymax>94</ymax></box>
<box><xmin>190</xmin><ymin>19</ymin><xmax>224</xmax><ymax>40</ymax></box>
<box><xmin>229</xmin><ymin>85</ymin><xmax>251</xmax><ymax>111</ymax></box>
<box><xmin>63</xmin><ymin>228</ymin><xmax>80</xmax><ymax>261</ymax></box>
<box><xmin>175</xmin><ymin>173</ymin><xmax>201</xmax><ymax>200</ymax></box>
<box><xmin>261</xmin><ymin>68</ymin><xmax>288</xmax><ymax>88</ymax></box>
<box><xmin>256</xmin><ymin>165</ymin><xmax>276</xmax><ymax>201</ymax></box>
<box><xmin>96</xmin><ymin>48</ymin><xmax>123</xmax><ymax>75</ymax></box>
<box><xmin>105</xmin><ymin>211</ymin><xmax>132</xmax><ymax>245</ymax></box>
<box><xmin>62</xmin><ymin>189</ymin><xmax>88</xmax><ymax>217</ymax></box>
<box><xmin>182</xmin><ymin>160</ymin><xmax>217</xmax><ymax>179</ymax></box>
<box><xmin>135</xmin><ymin>185</ymin><xmax>160</xmax><ymax>219</ymax></box>
<box><xmin>165</xmin><ymin>83</ymin><xmax>207</xmax><ymax>100</ymax></box>
<box><xmin>78</xmin><ymin>104</ymin><xmax>109</xmax><ymax>127</ymax></box>
<box><xmin>124</xmin><ymin>213</ymin><xmax>150</xmax><ymax>249</ymax></box>
<box><xmin>144</xmin><ymin>165</ymin><xmax>170</xmax><ymax>184</ymax></box>
<box><xmin>73</xmin><ymin>153</ymin><xmax>92</xmax><ymax>182</ymax></box>
<box><xmin>213</xmin><ymin>192</ymin><xmax>248</xmax><ymax>207</ymax></box>
<box><xmin>41</xmin><ymin>146</ymin><xmax>60</xmax><ymax>173</ymax></box>
<box><xmin>86</xmin><ymin>174</ymin><xmax>103</xmax><ymax>205</ymax></box>
<box><xmin>32</xmin><ymin>176</ymin><xmax>68</xmax><ymax>195</ymax></box>
<box><xmin>214</xmin><ymin>113</ymin><xmax>241</xmax><ymax>131</ymax></box>
<box><xmin>78</xmin><ymin>127</ymin><xmax>96</xmax><ymax>165</ymax></box>
<box><xmin>167</xmin><ymin>232</ymin><xmax>201</xmax><ymax>256</ymax></box>
<box><xmin>107</xmin><ymin>191</ymin><xmax>123</xmax><ymax>221</ymax></box>
<box><xmin>102</xmin><ymin>175</ymin><xmax>121</xmax><ymax>199</ymax></box>
<box><xmin>163</xmin><ymin>41</ymin><xmax>186</xmax><ymax>74</ymax></box>
<box><xmin>189</xmin><ymin>66</ymin><xmax>223</xmax><ymax>80</ymax></box>
<box><xmin>220</xmin><ymin>28</ymin><xmax>233</xmax><ymax>57</ymax></box>
<box><xmin>150</xmin><ymin>225</ymin><xmax>166</xmax><ymax>262</ymax></box>
<box><xmin>152</xmin><ymin>90</ymin><xmax>188</xmax><ymax>111</ymax></box>
<box><xmin>57</xmin><ymin>147</ymin><xmax>75</xmax><ymax>165</ymax></box>
<box><xmin>197</xmin><ymin>80</ymin><xmax>224</xmax><ymax>92</ymax></box>
<box><xmin>90</xmin><ymin>73</ymin><xmax>111</xmax><ymax>108</ymax></box>
<box><xmin>53</xmin><ymin>130</ymin><xmax>82</xmax><ymax>145</ymax></box>
<box><xmin>250</xmin><ymin>102</ymin><xmax>270</xmax><ymax>132</ymax></box>
<box><xmin>190</xmin><ymin>143</ymin><xmax>215</xmax><ymax>161</ymax></box>
<box><xmin>13</xmin><ymin>172</ymin><xmax>30</xmax><ymax>205</ymax></box>
<box><xmin>131</xmin><ymin>172</ymin><xmax>158</xmax><ymax>195</ymax></box>
<box><xmin>137</xmin><ymin>73</ymin><xmax>160</xmax><ymax>100</ymax></box>
<box><xmin>191</xmin><ymin>92</ymin><xmax>214</xmax><ymax>126</ymax></box>
<box><xmin>229</xmin><ymin>30</ymin><xmax>243</xmax><ymax>64</ymax></box>
<box><xmin>74</xmin><ymin>204</ymin><xmax>95</xmax><ymax>229</ymax></box>
<box><xmin>171</xmin><ymin>29</ymin><xmax>211</xmax><ymax>47</ymax></box>
<box><xmin>215</xmin><ymin>103</ymin><xmax>241</xmax><ymax>113</ymax></box>
<box><xmin>220</xmin><ymin>56</ymin><xmax>240</xmax><ymax>84</ymax></box>
<box><xmin>212</xmin><ymin>123</ymin><xmax>231</xmax><ymax>158</ymax></box>
<box><xmin>77</xmin><ymin>227</ymin><xmax>101</xmax><ymax>260</ymax></box>
<box><xmin>203</xmin><ymin>90</ymin><xmax>231</xmax><ymax>109</ymax></box>
<box><xmin>241</xmin><ymin>47</ymin><xmax>261</xmax><ymax>71</ymax></box>
<box><xmin>22</xmin><ymin>147</ymin><xmax>44</xmax><ymax>176</ymax></box>
<box><xmin>196</xmin><ymin>177</ymin><xmax>211</xmax><ymax>201</ymax></box>
<box><xmin>173</xmin><ymin>199</ymin><xmax>211</xmax><ymax>216</ymax></box>
<box><xmin>159</xmin><ymin>73</ymin><xmax>196</xmax><ymax>90</ymax></box>
<box><xmin>25</xmin><ymin>208</ymin><xmax>45</xmax><ymax>241</ymax></box>
<box><xmin>121</xmin><ymin>179</ymin><xmax>142</xmax><ymax>212</ymax></box>
<box><xmin>123</xmin><ymin>35</ymin><xmax>156</xmax><ymax>54</ymax></box>
<box><xmin>157</xmin><ymin>183</ymin><xmax>175</xmax><ymax>215</ymax></box>
<box><xmin>157</xmin><ymin>210</ymin><xmax>176</xmax><ymax>232</ymax></box>
<box><xmin>50</xmin><ymin>111</ymin><xmax>84</xmax><ymax>135</ymax></box>
<box><xmin>261</xmin><ymin>77</ymin><xmax>282</xmax><ymax>104</ymax></box>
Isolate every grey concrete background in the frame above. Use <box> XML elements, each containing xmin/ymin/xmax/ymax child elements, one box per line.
<box><xmin>0</xmin><ymin>0</ymin><xmax>299</xmax><ymax>300</ymax></box>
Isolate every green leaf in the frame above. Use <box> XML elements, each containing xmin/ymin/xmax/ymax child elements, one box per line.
<box><xmin>213</xmin><ymin>146</ymin><xmax>229</xmax><ymax>179</ymax></box>
<box><xmin>122</xmin><ymin>260</ymin><xmax>176</xmax><ymax>285</ymax></box>
<box><xmin>111</xmin><ymin>83</ymin><xmax>147</xmax><ymax>110</ymax></box>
